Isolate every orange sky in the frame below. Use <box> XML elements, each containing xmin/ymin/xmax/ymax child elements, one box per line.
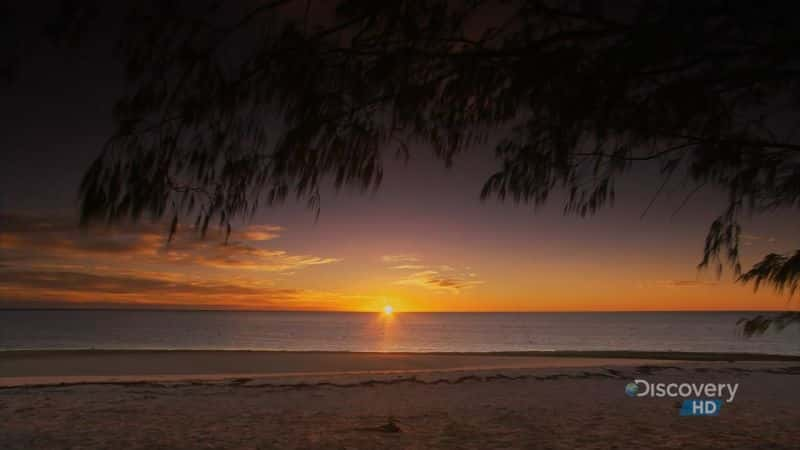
<box><xmin>0</xmin><ymin>155</ymin><xmax>797</xmax><ymax>312</ymax></box>
<box><xmin>0</xmin><ymin>203</ymin><xmax>795</xmax><ymax>312</ymax></box>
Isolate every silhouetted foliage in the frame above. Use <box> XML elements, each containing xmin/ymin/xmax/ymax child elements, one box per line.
<box><xmin>740</xmin><ymin>251</ymin><xmax>800</xmax><ymax>296</ymax></box>
<box><xmin>738</xmin><ymin>311</ymin><xmax>800</xmax><ymax>337</ymax></box>
<box><xmin>37</xmin><ymin>1</ymin><xmax>800</xmax><ymax>331</ymax></box>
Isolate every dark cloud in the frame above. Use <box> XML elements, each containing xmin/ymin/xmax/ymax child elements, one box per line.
<box><xmin>0</xmin><ymin>266</ymin><xmax>349</xmax><ymax>309</ymax></box>
<box><xmin>0</xmin><ymin>212</ymin><xmax>345</xmax><ymax>308</ymax></box>
<box><xmin>0</xmin><ymin>212</ymin><xmax>338</xmax><ymax>271</ymax></box>
<box><xmin>0</xmin><ymin>269</ymin><xmax>264</xmax><ymax>295</ymax></box>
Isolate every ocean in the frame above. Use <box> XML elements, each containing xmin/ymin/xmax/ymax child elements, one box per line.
<box><xmin>1</xmin><ymin>310</ymin><xmax>798</xmax><ymax>355</ymax></box>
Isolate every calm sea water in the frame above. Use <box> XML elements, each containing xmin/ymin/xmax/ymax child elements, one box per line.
<box><xmin>0</xmin><ymin>310</ymin><xmax>798</xmax><ymax>355</ymax></box>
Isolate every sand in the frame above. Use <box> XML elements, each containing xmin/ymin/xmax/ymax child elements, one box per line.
<box><xmin>1</xmin><ymin>351</ymin><xmax>799</xmax><ymax>449</ymax></box>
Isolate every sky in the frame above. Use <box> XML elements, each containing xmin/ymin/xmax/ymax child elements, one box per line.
<box><xmin>1</xmin><ymin>2</ymin><xmax>798</xmax><ymax>312</ymax></box>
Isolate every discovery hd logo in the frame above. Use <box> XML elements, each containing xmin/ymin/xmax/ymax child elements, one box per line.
<box><xmin>625</xmin><ymin>379</ymin><xmax>739</xmax><ymax>416</ymax></box>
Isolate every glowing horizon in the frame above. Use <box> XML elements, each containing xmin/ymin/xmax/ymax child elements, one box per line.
<box><xmin>0</xmin><ymin>141</ymin><xmax>798</xmax><ymax>314</ymax></box>
<box><xmin>0</xmin><ymin>206</ymin><xmax>795</xmax><ymax>313</ymax></box>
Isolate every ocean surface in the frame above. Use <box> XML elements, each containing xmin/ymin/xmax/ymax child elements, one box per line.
<box><xmin>1</xmin><ymin>310</ymin><xmax>798</xmax><ymax>355</ymax></box>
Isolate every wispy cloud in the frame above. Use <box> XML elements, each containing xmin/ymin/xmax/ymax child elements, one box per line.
<box><xmin>0</xmin><ymin>213</ymin><xmax>339</xmax><ymax>273</ymax></box>
<box><xmin>653</xmin><ymin>279</ymin><xmax>719</xmax><ymax>288</ymax></box>
<box><xmin>381</xmin><ymin>254</ymin><xmax>420</xmax><ymax>264</ymax></box>
<box><xmin>159</xmin><ymin>239</ymin><xmax>340</xmax><ymax>271</ymax></box>
<box><xmin>740</xmin><ymin>233</ymin><xmax>777</xmax><ymax>246</ymax></box>
<box><xmin>381</xmin><ymin>254</ymin><xmax>483</xmax><ymax>293</ymax></box>
<box><xmin>0</xmin><ymin>263</ymin><xmax>378</xmax><ymax>310</ymax></box>
<box><xmin>388</xmin><ymin>264</ymin><xmax>426</xmax><ymax>270</ymax></box>
<box><xmin>393</xmin><ymin>270</ymin><xmax>484</xmax><ymax>293</ymax></box>
<box><xmin>239</xmin><ymin>225</ymin><xmax>283</xmax><ymax>241</ymax></box>
<box><xmin>0</xmin><ymin>213</ymin><xmax>343</xmax><ymax>308</ymax></box>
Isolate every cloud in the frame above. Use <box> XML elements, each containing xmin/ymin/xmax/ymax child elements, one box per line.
<box><xmin>0</xmin><ymin>269</ymin><xmax>262</xmax><ymax>296</ymax></box>
<box><xmin>653</xmin><ymin>279</ymin><xmax>719</xmax><ymax>288</ymax></box>
<box><xmin>0</xmin><ymin>217</ymin><xmax>164</xmax><ymax>259</ymax></box>
<box><xmin>393</xmin><ymin>270</ymin><xmax>484</xmax><ymax>293</ymax></box>
<box><xmin>0</xmin><ymin>213</ymin><xmax>346</xmax><ymax>308</ymax></box>
<box><xmin>158</xmin><ymin>239</ymin><xmax>340</xmax><ymax>271</ymax></box>
<box><xmin>381</xmin><ymin>254</ymin><xmax>420</xmax><ymax>264</ymax></box>
<box><xmin>239</xmin><ymin>225</ymin><xmax>283</xmax><ymax>241</ymax></box>
<box><xmin>0</xmin><ymin>267</ymin><xmax>295</xmax><ymax>309</ymax></box>
<box><xmin>740</xmin><ymin>233</ymin><xmax>777</xmax><ymax>246</ymax></box>
<box><xmin>0</xmin><ymin>266</ymin><xmax>366</xmax><ymax>310</ymax></box>
<box><xmin>389</xmin><ymin>264</ymin><xmax>426</xmax><ymax>270</ymax></box>
<box><xmin>0</xmin><ymin>213</ymin><xmax>338</xmax><ymax>273</ymax></box>
<box><xmin>381</xmin><ymin>253</ymin><xmax>484</xmax><ymax>293</ymax></box>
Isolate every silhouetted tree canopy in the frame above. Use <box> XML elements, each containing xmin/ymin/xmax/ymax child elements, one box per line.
<box><xmin>30</xmin><ymin>1</ymin><xmax>800</xmax><ymax>332</ymax></box>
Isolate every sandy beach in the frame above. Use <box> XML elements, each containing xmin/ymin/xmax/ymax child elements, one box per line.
<box><xmin>1</xmin><ymin>351</ymin><xmax>799</xmax><ymax>449</ymax></box>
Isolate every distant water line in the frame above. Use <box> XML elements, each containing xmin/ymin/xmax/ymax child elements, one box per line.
<box><xmin>0</xmin><ymin>310</ymin><xmax>798</xmax><ymax>355</ymax></box>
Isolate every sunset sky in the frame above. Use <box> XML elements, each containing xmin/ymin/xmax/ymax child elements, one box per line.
<box><xmin>1</xmin><ymin>3</ymin><xmax>798</xmax><ymax>312</ymax></box>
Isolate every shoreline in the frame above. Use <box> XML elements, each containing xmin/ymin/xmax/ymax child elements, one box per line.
<box><xmin>2</xmin><ymin>349</ymin><xmax>799</xmax><ymax>388</ymax></box>
<box><xmin>2</xmin><ymin>348</ymin><xmax>800</xmax><ymax>360</ymax></box>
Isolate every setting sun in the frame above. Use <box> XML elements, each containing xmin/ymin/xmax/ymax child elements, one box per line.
<box><xmin>383</xmin><ymin>305</ymin><xmax>394</xmax><ymax>315</ymax></box>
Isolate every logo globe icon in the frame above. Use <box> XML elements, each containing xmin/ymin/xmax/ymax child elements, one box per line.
<box><xmin>625</xmin><ymin>382</ymin><xmax>639</xmax><ymax>397</ymax></box>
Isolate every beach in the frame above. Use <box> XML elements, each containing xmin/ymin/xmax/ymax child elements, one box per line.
<box><xmin>1</xmin><ymin>351</ymin><xmax>799</xmax><ymax>449</ymax></box>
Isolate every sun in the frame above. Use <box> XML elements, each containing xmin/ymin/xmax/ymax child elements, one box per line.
<box><xmin>383</xmin><ymin>305</ymin><xmax>394</xmax><ymax>315</ymax></box>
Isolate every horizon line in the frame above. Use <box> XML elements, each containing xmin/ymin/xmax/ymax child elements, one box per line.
<box><xmin>0</xmin><ymin>307</ymin><xmax>795</xmax><ymax>314</ymax></box>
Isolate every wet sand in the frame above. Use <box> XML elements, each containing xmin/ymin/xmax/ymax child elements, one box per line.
<box><xmin>1</xmin><ymin>351</ymin><xmax>798</xmax><ymax>449</ymax></box>
<box><xmin>0</xmin><ymin>350</ymin><xmax>706</xmax><ymax>386</ymax></box>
